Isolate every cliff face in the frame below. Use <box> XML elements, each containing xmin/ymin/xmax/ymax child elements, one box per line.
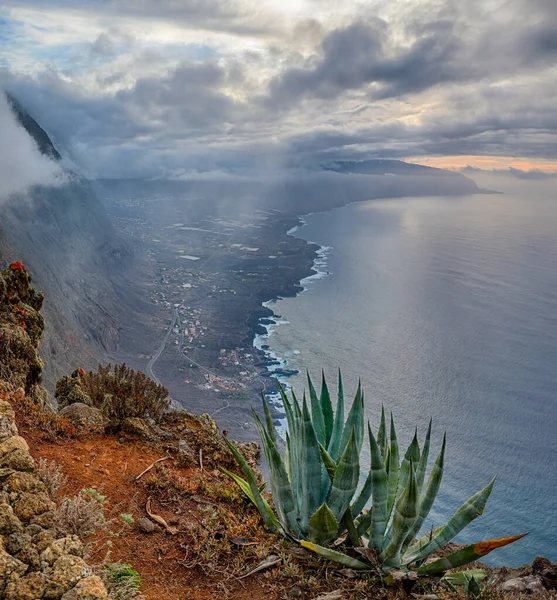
<box><xmin>0</xmin><ymin>95</ymin><xmax>143</xmax><ymax>392</ymax></box>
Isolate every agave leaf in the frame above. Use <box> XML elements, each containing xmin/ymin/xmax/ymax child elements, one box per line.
<box><xmin>380</xmin><ymin>460</ymin><xmax>420</xmax><ymax>569</ymax></box>
<box><xmin>320</xmin><ymin>371</ymin><xmax>334</xmax><ymax>446</ymax></box>
<box><xmin>416</xmin><ymin>419</ymin><xmax>432</xmax><ymax>492</ymax></box>
<box><xmin>280</xmin><ymin>385</ymin><xmax>303</xmax><ymax>509</ymax></box>
<box><xmin>223</xmin><ymin>440</ymin><xmax>279</xmax><ymax>532</ymax></box>
<box><xmin>442</xmin><ymin>570</ymin><xmax>487</xmax><ymax>587</ymax></box>
<box><xmin>327</xmin><ymin>369</ymin><xmax>345</xmax><ymax>460</ymax></box>
<box><xmin>319</xmin><ymin>443</ymin><xmax>337</xmax><ymax>481</ymax></box>
<box><xmin>341</xmin><ymin>508</ymin><xmax>361</xmax><ymax>547</ymax></box>
<box><xmin>386</xmin><ymin>413</ymin><xmax>400</xmax><ymax>516</ymax></box>
<box><xmin>416</xmin><ymin>534</ymin><xmax>528</xmax><ymax>576</ymax></box>
<box><xmin>308</xmin><ymin>503</ymin><xmax>340</xmax><ymax>545</ymax></box>
<box><xmin>405</xmin><ymin>476</ymin><xmax>497</xmax><ymax>565</ymax></box>
<box><xmin>301</xmin><ymin>395</ymin><xmax>324</xmax><ymax>527</ymax></box>
<box><xmin>222</xmin><ymin>469</ymin><xmax>272</xmax><ymax>525</ymax></box>
<box><xmin>284</xmin><ymin>432</ymin><xmax>292</xmax><ymax>484</ymax></box>
<box><xmin>300</xmin><ymin>540</ymin><xmax>370</xmax><ymax>569</ymax></box>
<box><xmin>261</xmin><ymin>392</ymin><xmax>277</xmax><ymax>445</ymax></box>
<box><xmin>377</xmin><ymin>405</ymin><xmax>387</xmax><ymax>458</ymax></box>
<box><xmin>308</xmin><ymin>371</ymin><xmax>326</xmax><ymax>445</ymax></box>
<box><xmin>351</xmin><ymin>471</ymin><xmax>372</xmax><ymax>518</ymax></box>
<box><xmin>396</xmin><ymin>430</ymin><xmax>420</xmax><ymax>503</ymax></box>
<box><xmin>252</xmin><ymin>411</ymin><xmax>301</xmax><ymax>536</ymax></box>
<box><xmin>326</xmin><ymin>428</ymin><xmax>360</xmax><ymax>522</ymax></box>
<box><xmin>402</xmin><ymin>435</ymin><xmax>446</xmax><ymax>555</ymax></box>
<box><xmin>367</xmin><ymin>423</ymin><xmax>389</xmax><ymax>552</ymax></box>
<box><xmin>356</xmin><ymin>508</ymin><xmax>372</xmax><ymax>537</ymax></box>
<box><xmin>338</xmin><ymin>382</ymin><xmax>365</xmax><ymax>459</ymax></box>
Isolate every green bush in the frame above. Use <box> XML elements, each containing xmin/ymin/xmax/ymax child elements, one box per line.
<box><xmin>55</xmin><ymin>363</ymin><xmax>171</xmax><ymax>426</ymax></box>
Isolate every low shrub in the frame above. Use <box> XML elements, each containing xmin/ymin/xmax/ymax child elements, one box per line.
<box><xmin>56</xmin><ymin>363</ymin><xmax>171</xmax><ymax>426</ymax></box>
<box><xmin>36</xmin><ymin>457</ymin><xmax>68</xmax><ymax>497</ymax></box>
<box><xmin>54</xmin><ymin>488</ymin><xmax>107</xmax><ymax>538</ymax></box>
<box><xmin>101</xmin><ymin>562</ymin><xmax>143</xmax><ymax>600</ymax></box>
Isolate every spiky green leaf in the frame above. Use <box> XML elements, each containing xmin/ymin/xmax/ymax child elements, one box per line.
<box><xmin>406</xmin><ymin>476</ymin><xmax>497</xmax><ymax>565</ymax></box>
<box><xmin>402</xmin><ymin>434</ymin><xmax>446</xmax><ymax>555</ymax></box>
<box><xmin>320</xmin><ymin>371</ymin><xmax>334</xmax><ymax>446</ymax></box>
<box><xmin>300</xmin><ymin>541</ymin><xmax>369</xmax><ymax>569</ymax></box>
<box><xmin>368</xmin><ymin>423</ymin><xmax>389</xmax><ymax>552</ymax></box>
<box><xmin>307</xmin><ymin>503</ymin><xmax>339</xmax><ymax>545</ymax></box>
<box><xmin>326</xmin><ymin>428</ymin><xmax>360</xmax><ymax>522</ymax></box>
<box><xmin>222</xmin><ymin>441</ymin><xmax>279</xmax><ymax>532</ymax></box>
<box><xmin>380</xmin><ymin>461</ymin><xmax>419</xmax><ymax>569</ymax></box>
<box><xmin>416</xmin><ymin>534</ymin><xmax>528</xmax><ymax>576</ymax></box>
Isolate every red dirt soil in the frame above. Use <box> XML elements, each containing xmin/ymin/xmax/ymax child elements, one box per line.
<box><xmin>21</xmin><ymin>428</ymin><xmax>272</xmax><ymax>600</ymax></box>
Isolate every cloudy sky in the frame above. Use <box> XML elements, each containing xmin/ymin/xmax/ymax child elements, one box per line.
<box><xmin>1</xmin><ymin>0</ymin><xmax>556</xmax><ymax>179</ymax></box>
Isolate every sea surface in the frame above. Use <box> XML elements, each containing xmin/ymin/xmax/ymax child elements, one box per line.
<box><xmin>255</xmin><ymin>174</ymin><xmax>557</xmax><ymax>566</ymax></box>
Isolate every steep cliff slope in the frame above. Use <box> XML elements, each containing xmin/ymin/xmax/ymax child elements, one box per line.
<box><xmin>0</xmin><ymin>94</ymin><xmax>147</xmax><ymax>392</ymax></box>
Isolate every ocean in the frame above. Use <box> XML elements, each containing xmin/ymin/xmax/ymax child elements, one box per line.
<box><xmin>255</xmin><ymin>173</ymin><xmax>557</xmax><ymax>566</ymax></box>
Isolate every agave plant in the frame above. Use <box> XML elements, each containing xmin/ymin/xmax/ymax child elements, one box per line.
<box><xmin>224</xmin><ymin>371</ymin><xmax>526</xmax><ymax>575</ymax></box>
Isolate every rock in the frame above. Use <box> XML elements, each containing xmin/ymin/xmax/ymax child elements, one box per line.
<box><xmin>15</xmin><ymin>542</ymin><xmax>40</xmax><ymax>570</ymax></box>
<box><xmin>4</xmin><ymin>471</ymin><xmax>48</xmax><ymax>495</ymax></box>
<box><xmin>4</xmin><ymin>571</ymin><xmax>48</xmax><ymax>599</ymax></box>
<box><xmin>137</xmin><ymin>517</ymin><xmax>155</xmax><ymax>533</ymax></box>
<box><xmin>25</xmin><ymin>523</ymin><xmax>44</xmax><ymax>536</ymax></box>
<box><xmin>41</xmin><ymin>536</ymin><xmax>84</xmax><ymax>566</ymax></box>
<box><xmin>501</xmin><ymin>575</ymin><xmax>545</xmax><ymax>594</ymax></box>
<box><xmin>31</xmin><ymin>509</ymin><xmax>60</xmax><ymax>530</ymax></box>
<box><xmin>121</xmin><ymin>417</ymin><xmax>156</xmax><ymax>440</ymax></box>
<box><xmin>49</xmin><ymin>555</ymin><xmax>92</xmax><ymax>595</ymax></box>
<box><xmin>0</xmin><ymin>448</ymin><xmax>35</xmax><ymax>471</ymax></box>
<box><xmin>59</xmin><ymin>403</ymin><xmax>104</xmax><ymax>432</ymax></box>
<box><xmin>288</xmin><ymin>585</ymin><xmax>303</xmax><ymax>597</ymax></box>
<box><xmin>33</xmin><ymin>528</ymin><xmax>58</xmax><ymax>553</ymax></box>
<box><xmin>0</xmin><ymin>503</ymin><xmax>24</xmax><ymax>534</ymax></box>
<box><xmin>4</xmin><ymin>532</ymin><xmax>32</xmax><ymax>555</ymax></box>
<box><xmin>61</xmin><ymin>575</ymin><xmax>109</xmax><ymax>600</ymax></box>
<box><xmin>532</xmin><ymin>555</ymin><xmax>557</xmax><ymax>589</ymax></box>
<box><xmin>0</xmin><ymin>414</ymin><xmax>18</xmax><ymax>443</ymax></box>
<box><xmin>55</xmin><ymin>376</ymin><xmax>92</xmax><ymax>410</ymax></box>
<box><xmin>0</xmin><ymin>433</ymin><xmax>29</xmax><ymax>457</ymax></box>
<box><xmin>0</xmin><ymin>547</ymin><xmax>28</xmax><ymax>590</ymax></box>
<box><xmin>13</xmin><ymin>491</ymin><xmax>55</xmax><ymax>522</ymax></box>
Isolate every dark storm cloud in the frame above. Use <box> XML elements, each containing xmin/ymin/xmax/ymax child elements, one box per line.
<box><xmin>2</xmin><ymin>0</ymin><xmax>557</xmax><ymax>175</ymax></box>
<box><xmin>267</xmin><ymin>20</ymin><xmax>471</xmax><ymax>105</ymax></box>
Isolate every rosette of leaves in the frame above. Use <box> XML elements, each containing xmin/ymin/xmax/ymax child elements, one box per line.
<box><xmin>225</xmin><ymin>371</ymin><xmax>526</xmax><ymax>575</ymax></box>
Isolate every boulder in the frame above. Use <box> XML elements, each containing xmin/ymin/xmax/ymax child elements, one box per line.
<box><xmin>59</xmin><ymin>403</ymin><xmax>104</xmax><ymax>432</ymax></box>
<box><xmin>121</xmin><ymin>417</ymin><xmax>155</xmax><ymax>439</ymax></box>
<box><xmin>0</xmin><ymin>448</ymin><xmax>35</xmax><ymax>471</ymax></box>
<box><xmin>0</xmin><ymin>414</ymin><xmax>18</xmax><ymax>443</ymax></box>
<box><xmin>501</xmin><ymin>575</ymin><xmax>545</xmax><ymax>594</ymax></box>
<box><xmin>0</xmin><ymin>503</ymin><xmax>24</xmax><ymax>534</ymax></box>
<box><xmin>137</xmin><ymin>517</ymin><xmax>155</xmax><ymax>533</ymax></box>
<box><xmin>4</xmin><ymin>571</ymin><xmax>48</xmax><ymax>600</ymax></box>
<box><xmin>61</xmin><ymin>575</ymin><xmax>109</xmax><ymax>600</ymax></box>
<box><xmin>41</xmin><ymin>536</ymin><xmax>84</xmax><ymax>566</ymax></box>
<box><xmin>49</xmin><ymin>555</ymin><xmax>92</xmax><ymax>595</ymax></box>
<box><xmin>13</xmin><ymin>491</ymin><xmax>55</xmax><ymax>522</ymax></box>
<box><xmin>4</xmin><ymin>471</ymin><xmax>48</xmax><ymax>495</ymax></box>
<box><xmin>0</xmin><ymin>547</ymin><xmax>28</xmax><ymax>591</ymax></box>
<box><xmin>532</xmin><ymin>556</ymin><xmax>557</xmax><ymax>589</ymax></box>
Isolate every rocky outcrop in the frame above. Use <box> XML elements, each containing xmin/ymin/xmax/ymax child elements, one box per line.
<box><xmin>0</xmin><ymin>264</ymin><xmax>48</xmax><ymax>407</ymax></box>
<box><xmin>0</xmin><ymin>397</ymin><xmax>108</xmax><ymax>600</ymax></box>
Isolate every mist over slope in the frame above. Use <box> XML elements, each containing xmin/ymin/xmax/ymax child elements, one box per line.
<box><xmin>0</xmin><ymin>93</ymin><xmax>147</xmax><ymax>391</ymax></box>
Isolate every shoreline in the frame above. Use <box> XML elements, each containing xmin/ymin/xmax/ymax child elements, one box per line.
<box><xmin>252</xmin><ymin>214</ymin><xmax>334</xmax><ymax>422</ymax></box>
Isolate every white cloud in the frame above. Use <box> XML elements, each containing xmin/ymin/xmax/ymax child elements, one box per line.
<box><xmin>0</xmin><ymin>93</ymin><xmax>66</xmax><ymax>200</ymax></box>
